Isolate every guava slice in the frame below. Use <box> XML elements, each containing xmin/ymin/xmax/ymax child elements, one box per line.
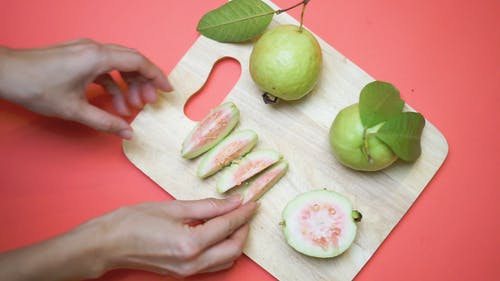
<box><xmin>282</xmin><ymin>189</ymin><xmax>361</xmax><ymax>258</ymax></box>
<box><xmin>181</xmin><ymin>102</ymin><xmax>239</xmax><ymax>159</ymax></box>
<box><xmin>197</xmin><ymin>130</ymin><xmax>258</xmax><ymax>179</ymax></box>
<box><xmin>241</xmin><ymin>160</ymin><xmax>288</xmax><ymax>204</ymax></box>
<box><xmin>216</xmin><ymin>149</ymin><xmax>281</xmax><ymax>193</ymax></box>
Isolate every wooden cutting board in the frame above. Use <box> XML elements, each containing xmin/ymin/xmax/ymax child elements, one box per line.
<box><xmin>123</xmin><ymin>1</ymin><xmax>448</xmax><ymax>280</ymax></box>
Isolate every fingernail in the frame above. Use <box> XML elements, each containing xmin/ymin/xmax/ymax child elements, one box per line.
<box><xmin>228</xmin><ymin>194</ymin><xmax>242</xmax><ymax>203</ymax></box>
<box><xmin>145</xmin><ymin>91</ymin><xmax>157</xmax><ymax>103</ymax></box>
<box><xmin>119</xmin><ymin>106</ymin><xmax>131</xmax><ymax>117</ymax></box>
<box><xmin>133</xmin><ymin>101</ymin><xmax>143</xmax><ymax>109</ymax></box>
<box><xmin>141</xmin><ymin>84</ymin><xmax>157</xmax><ymax>104</ymax></box>
<box><xmin>163</xmin><ymin>78</ymin><xmax>174</xmax><ymax>92</ymax></box>
<box><xmin>118</xmin><ymin>129</ymin><xmax>133</xmax><ymax>140</ymax></box>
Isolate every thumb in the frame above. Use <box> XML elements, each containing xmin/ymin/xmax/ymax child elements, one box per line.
<box><xmin>71</xmin><ymin>101</ymin><xmax>132</xmax><ymax>139</ymax></box>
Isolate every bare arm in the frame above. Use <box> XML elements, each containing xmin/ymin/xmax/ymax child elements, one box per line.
<box><xmin>0</xmin><ymin>40</ymin><xmax>258</xmax><ymax>280</ymax></box>
<box><xmin>0</xmin><ymin>221</ymin><xmax>108</xmax><ymax>280</ymax></box>
<box><xmin>0</xmin><ymin>196</ymin><xmax>258</xmax><ymax>280</ymax></box>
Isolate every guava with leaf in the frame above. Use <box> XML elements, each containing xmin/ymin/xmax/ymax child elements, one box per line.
<box><xmin>249</xmin><ymin>24</ymin><xmax>322</xmax><ymax>102</ymax></box>
<box><xmin>196</xmin><ymin>0</ymin><xmax>321</xmax><ymax>102</ymax></box>
<box><xmin>329</xmin><ymin>81</ymin><xmax>426</xmax><ymax>171</ymax></box>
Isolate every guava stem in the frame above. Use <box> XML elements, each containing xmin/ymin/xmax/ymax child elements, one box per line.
<box><xmin>362</xmin><ymin>128</ymin><xmax>372</xmax><ymax>163</ymax></box>
<box><xmin>229</xmin><ymin>1</ymin><xmax>309</xmax><ymax>28</ymax></box>
<box><xmin>298</xmin><ymin>1</ymin><xmax>308</xmax><ymax>32</ymax></box>
<box><xmin>352</xmin><ymin>210</ymin><xmax>363</xmax><ymax>222</ymax></box>
<box><xmin>262</xmin><ymin>93</ymin><xmax>279</xmax><ymax>104</ymax></box>
<box><xmin>276</xmin><ymin>0</ymin><xmax>310</xmax><ymax>16</ymax></box>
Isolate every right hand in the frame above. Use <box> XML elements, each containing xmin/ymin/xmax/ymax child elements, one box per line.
<box><xmin>87</xmin><ymin>195</ymin><xmax>258</xmax><ymax>278</ymax></box>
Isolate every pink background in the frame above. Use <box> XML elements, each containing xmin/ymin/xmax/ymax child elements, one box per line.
<box><xmin>1</xmin><ymin>0</ymin><xmax>498</xmax><ymax>280</ymax></box>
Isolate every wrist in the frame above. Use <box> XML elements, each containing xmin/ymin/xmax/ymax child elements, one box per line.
<box><xmin>63</xmin><ymin>219</ymin><xmax>114</xmax><ymax>279</ymax></box>
<box><xmin>0</xmin><ymin>47</ymin><xmax>40</xmax><ymax>105</ymax></box>
<box><xmin>0</xmin><ymin>46</ymin><xmax>10</xmax><ymax>57</ymax></box>
<box><xmin>0</xmin><ymin>47</ymin><xmax>7</xmax><ymax>93</ymax></box>
<box><xmin>0</xmin><ymin>47</ymin><xmax>15</xmax><ymax>99</ymax></box>
<box><xmin>0</xmin><ymin>220</ymin><xmax>111</xmax><ymax>281</ymax></box>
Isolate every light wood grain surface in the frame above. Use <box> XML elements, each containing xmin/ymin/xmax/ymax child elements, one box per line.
<box><xmin>122</xmin><ymin>1</ymin><xmax>448</xmax><ymax>280</ymax></box>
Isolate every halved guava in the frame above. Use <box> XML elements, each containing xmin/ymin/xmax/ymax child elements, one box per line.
<box><xmin>197</xmin><ymin>130</ymin><xmax>258</xmax><ymax>179</ymax></box>
<box><xmin>282</xmin><ymin>189</ymin><xmax>361</xmax><ymax>258</ymax></box>
<box><xmin>216</xmin><ymin>149</ymin><xmax>281</xmax><ymax>193</ymax></box>
<box><xmin>241</xmin><ymin>160</ymin><xmax>288</xmax><ymax>204</ymax></box>
<box><xmin>181</xmin><ymin>102</ymin><xmax>239</xmax><ymax>159</ymax></box>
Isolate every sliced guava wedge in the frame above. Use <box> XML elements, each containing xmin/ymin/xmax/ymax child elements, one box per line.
<box><xmin>197</xmin><ymin>130</ymin><xmax>258</xmax><ymax>179</ymax></box>
<box><xmin>282</xmin><ymin>189</ymin><xmax>362</xmax><ymax>258</ymax></box>
<box><xmin>241</xmin><ymin>160</ymin><xmax>288</xmax><ymax>204</ymax></box>
<box><xmin>216</xmin><ymin>149</ymin><xmax>281</xmax><ymax>193</ymax></box>
<box><xmin>181</xmin><ymin>102</ymin><xmax>239</xmax><ymax>159</ymax></box>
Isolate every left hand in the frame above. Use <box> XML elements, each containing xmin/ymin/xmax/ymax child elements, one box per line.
<box><xmin>0</xmin><ymin>39</ymin><xmax>173</xmax><ymax>139</ymax></box>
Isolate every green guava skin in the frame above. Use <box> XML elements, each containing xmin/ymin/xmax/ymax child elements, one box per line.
<box><xmin>249</xmin><ymin>24</ymin><xmax>322</xmax><ymax>101</ymax></box>
<box><xmin>329</xmin><ymin>104</ymin><xmax>398</xmax><ymax>171</ymax></box>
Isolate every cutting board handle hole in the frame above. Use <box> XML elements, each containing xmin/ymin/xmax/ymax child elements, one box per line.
<box><xmin>184</xmin><ymin>57</ymin><xmax>241</xmax><ymax>121</ymax></box>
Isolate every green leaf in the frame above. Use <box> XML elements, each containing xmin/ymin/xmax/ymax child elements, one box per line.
<box><xmin>376</xmin><ymin>112</ymin><xmax>426</xmax><ymax>162</ymax></box>
<box><xmin>359</xmin><ymin>81</ymin><xmax>405</xmax><ymax>128</ymax></box>
<box><xmin>197</xmin><ymin>0</ymin><xmax>274</xmax><ymax>43</ymax></box>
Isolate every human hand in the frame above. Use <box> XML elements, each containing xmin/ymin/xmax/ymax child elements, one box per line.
<box><xmin>0</xmin><ymin>39</ymin><xmax>172</xmax><ymax>139</ymax></box>
<box><xmin>91</xmin><ymin>196</ymin><xmax>258</xmax><ymax>278</ymax></box>
<box><xmin>0</xmin><ymin>196</ymin><xmax>257</xmax><ymax>280</ymax></box>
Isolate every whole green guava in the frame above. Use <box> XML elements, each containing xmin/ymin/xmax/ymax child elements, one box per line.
<box><xmin>329</xmin><ymin>104</ymin><xmax>398</xmax><ymax>171</ymax></box>
<box><xmin>249</xmin><ymin>24</ymin><xmax>322</xmax><ymax>101</ymax></box>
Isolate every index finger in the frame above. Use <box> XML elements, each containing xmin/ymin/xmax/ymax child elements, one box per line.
<box><xmin>100</xmin><ymin>45</ymin><xmax>172</xmax><ymax>92</ymax></box>
<box><xmin>193</xmin><ymin>202</ymin><xmax>258</xmax><ymax>251</ymax></box>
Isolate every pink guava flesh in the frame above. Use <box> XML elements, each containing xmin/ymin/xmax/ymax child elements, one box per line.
<box><xmin>216</xmin><ymin>149</ymin><xmax>281</xmax><ymax>193</ymax></box>
<box><xmin>181</xmin><ymin>102</ymin><xmax>239</xmax><ymax>159</ymax></box>
<box><xmin>197</xmin><ymin>130</ymin><xmax>258</xmax><ymax>179</ymax></box>
<box><xmin>282</xmin><ymin>190</ymin><xmax>360</xmax><ymax>258</ymax></box>
<box><xmin>298</xmin><ymin>202</ymin><xmax>344</xmax><ymax>250</ymax></box>
<box><xmin>242</xmin><ymin>161</ymin><xmax>288</xmax><ymax>204</ymax></box>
